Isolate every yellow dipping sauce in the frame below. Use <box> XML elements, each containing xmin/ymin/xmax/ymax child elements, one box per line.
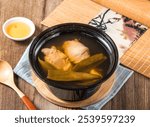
<box><xmin>6</xmin><ymin>22</ymin><xmax>30</xmax><ymax>38</ymax></box>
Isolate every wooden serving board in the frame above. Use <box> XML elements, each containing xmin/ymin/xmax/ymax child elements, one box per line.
<box><xmin>42</xmin><ymin>0</ymin><xmax>150</xmax><ymax>78</ymax></box>
<box><xmin>32</xmin><ymin>72</ymin><xmax>115</xmax><ymax>108</ymax></box>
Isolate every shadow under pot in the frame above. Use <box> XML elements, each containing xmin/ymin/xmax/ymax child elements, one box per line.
<box><xmin>29</xmin><ymin>23</ymin><xmax>119</xmax><ymax>101</ymax></box>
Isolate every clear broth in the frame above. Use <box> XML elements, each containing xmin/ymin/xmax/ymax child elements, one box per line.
<box><xmin>38</xmin><ymin>31</ymin><xmax>111</xmax><ymax>86</ymax></box>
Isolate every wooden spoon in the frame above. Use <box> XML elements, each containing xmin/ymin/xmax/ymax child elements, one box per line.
<box><xmin>0</xmin><ymin>60</ymin><xmax>36</xmax><ymax>110</ymax></box>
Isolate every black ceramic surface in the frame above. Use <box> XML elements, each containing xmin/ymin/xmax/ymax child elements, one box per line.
<box><xmin>29</xmin><ymin>23</ymin><xmax>118</xmax><ymax>101</ymax></box>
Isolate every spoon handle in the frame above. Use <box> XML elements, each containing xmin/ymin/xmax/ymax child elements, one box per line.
<box><xmin>21</xmin><ymin>96</ymin><xmax>36</xmax><ymax>110</ymax></box>
<box><xmin>12</xmin><ymin>85</ymin><xmax>36</xmax><ymax>110</ymax></box>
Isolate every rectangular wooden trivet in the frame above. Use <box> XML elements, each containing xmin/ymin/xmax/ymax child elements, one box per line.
<box><xmin>41</xmin><ymin>0</ymin><xmax>150</xmax><ymax>78</ymax></box>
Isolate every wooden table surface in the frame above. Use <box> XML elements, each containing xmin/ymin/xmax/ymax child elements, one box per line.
<box><xmin>0</xmin><ymin>0</ymin><xmax>150</xmax><ymax>110</ymax></box>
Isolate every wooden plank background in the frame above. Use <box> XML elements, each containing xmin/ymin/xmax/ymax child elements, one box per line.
<box><xmin>93</xmin><ymin>0</ymin><xmax>150</xmax><ymax>27</ymax></box>
<box><xmin>0</xmin><ymin>0</ymin><xmax>150</xmax><ymax>110</ymax></box>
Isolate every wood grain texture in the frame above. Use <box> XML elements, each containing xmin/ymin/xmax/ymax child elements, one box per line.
<box><xmin>41</xmin><ymin>0</ymin><xmax>103</xmax><ymax>27</ymax></box>
<box><xmin>93</xmin><ymin>0</ymin><xmax>150</xmax><ymax>27</ymax></box>
<box><xmin>121</xmin><ymin>29</ymin><xmax>150</xmax><ymax>78</ymax></box>
<box><xmin>0</xmin><ymin>0</ymin><xmax>150</xmax><ymax>110</ymax></box>
<box><xmin>104</xmin><ymin>73</ymin><xmax>150</xmax><ymax>110</ymax></box>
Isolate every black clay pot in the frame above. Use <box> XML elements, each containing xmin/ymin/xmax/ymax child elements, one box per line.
<box><xmin>29</xmin><ymin>23</ymin><xmax>119</xmax><ymax>101</ymax></box>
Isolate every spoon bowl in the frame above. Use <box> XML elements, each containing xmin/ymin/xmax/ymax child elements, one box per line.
<box><xmin>0</xmin><ymin>60</ymin><xmax>36</xmax><ymax>110</ymax></box>
<box><xmin>0</xmin><ymin>60</ymin><xmax>14</xmax><ymax>86</ymax></box>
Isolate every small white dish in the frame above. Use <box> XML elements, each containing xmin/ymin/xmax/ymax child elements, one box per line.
<box><xmin>2</xmin><ymin>17</ymin><xmax>35</xmax><ymax>41</ymax></box>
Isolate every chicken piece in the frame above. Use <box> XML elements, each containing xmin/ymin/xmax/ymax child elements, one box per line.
<box><xmin>41</xmin><ymin>46</ymin><xmax>72</xmax><ymax>71</ymax></box>
<box><xmin>63</xmin><ymin>39</ymin><xmax>90</xmax><ymax>64</ymax></box>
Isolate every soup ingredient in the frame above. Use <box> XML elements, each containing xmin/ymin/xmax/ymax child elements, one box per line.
<box><xmin>90</xmin><ymin>69</ymin><xmax>103</xmax><ymax>78</ymax></box>
<box><xmin>6</xmin><ymin>22</ymin><xmax>30</xmax><ymax>38</ymax></box>
<box><xmin>42</xmin><ymin>46</ymin><xmax>72</xmax><ymax>71</ymax></box>
<box><xmin>63</xmin><ymin>39</ymin><xmax>90</xmax><ymax>64</ymax></box>
<box><xmin>39</xmin><ymin>40</ymin><xmax>107</xmax><ymax>83</ymax></box>
<box><xmin>73</xmin><ymin>53</ymin><xmax>107</xmax><ymax>72</ymax></box>
<box><xmin>47</xmin><ymin>70</ymin><xmax>100</xmax><ymax>81</ymax></box>
<box><xmin>38</xmin><ymin>58</ymin><xmax>56</xmax><ymax>72</ymax></box>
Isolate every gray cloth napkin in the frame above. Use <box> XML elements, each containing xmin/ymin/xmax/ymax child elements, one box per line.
<box><xmin>14</xmin><ymin>39</ymin><xmax>133</xmax><ymax>110</ymax></box>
